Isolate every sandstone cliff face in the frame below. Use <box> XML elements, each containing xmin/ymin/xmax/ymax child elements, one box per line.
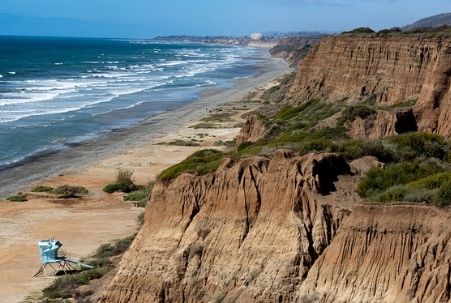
<box><xmin>289</xmin><ymin>36</ymin><xmax>451</xmax><ymax>138</ymax></box>
<box><xmin>299</xmin><ymin>205</ymin><xmax>451</xmax><ymax>303</ymax></box>
<box><xmin>98</xmin><ymin>151</ymin><xmax>451</xmax><ymax>303</ymax></box>
<box><xmin>99</xmin><ymin>152</ymin><xmax>355</xmax><ymax>303</ymax></box>
<box><xmin>347</xmin><ymin>109</ymin><xmax>418</xmax><ymax>139</ymax></box>
<box><xmin>236</xmin><ymin>115</ymin><xmax>267</xmax><ymax>145</ymax></box>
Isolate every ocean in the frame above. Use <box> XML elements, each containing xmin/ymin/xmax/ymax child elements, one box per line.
<box><xmin>0</xmin><ymin>36</ymin><xmax>265</xmax><ymax>170</ymax></box>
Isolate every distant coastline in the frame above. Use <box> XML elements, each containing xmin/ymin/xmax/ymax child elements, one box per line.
<box><xmin>154</xmin><ymin>32</ymin><xmax>325</xmax><ymax>48</ymax></box>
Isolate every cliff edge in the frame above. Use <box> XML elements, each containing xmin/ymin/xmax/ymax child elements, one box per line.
<box><xmin>289</xmin><ymin>36</ymin><xmax>451</xmax><ymax>138</ymax></box>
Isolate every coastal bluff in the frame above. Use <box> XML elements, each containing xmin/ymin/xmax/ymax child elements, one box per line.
<box><xmin>98</xmin><ymin>151</ymin><xmax>451</xmax><ymax>303</ymax></box>
<box><xmin>289</xmin><ymin>36</ymin><xmax>451</xmax><ymax>138</ymax></box>
<box><xmin>99</xmin><ymin>152</ymin><xmax>357</xmax><ymax>302</ymax></box>
<box><xmin>95</xmin><ymin>34</ymin><xmax>451</xmax><ymax>303</ymax></box>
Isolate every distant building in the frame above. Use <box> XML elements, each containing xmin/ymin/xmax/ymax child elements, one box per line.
<box><xmin>250</xmin><ymin>33</ymin><xmax>263</xmax><ymax>41</ymax></box>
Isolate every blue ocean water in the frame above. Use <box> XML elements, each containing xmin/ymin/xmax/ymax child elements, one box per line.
<box><xmin>0</xmin><ymin>36</ymin><xmax>264</xmax><ymax>169</ymax></box>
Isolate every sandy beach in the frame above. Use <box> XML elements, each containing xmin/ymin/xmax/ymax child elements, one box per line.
<box><xmin>0</xmin><ymin>53</ymin><xmax>289</xmax><ymax>303</ymax></box>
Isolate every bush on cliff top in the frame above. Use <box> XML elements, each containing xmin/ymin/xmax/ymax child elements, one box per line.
<box><xmin>358</xmin><ymin>160</ymin><xmax>446</xmax><ymax>197</ymax></box>
<box><xmin>388</xmin><ymin>132</ymin><xmax>448</xmax><ymax>161</ymax></box>
<box><xmin>158</xmin><ymin>149</ymin><xmax>224</xmax><ymax>181</ymax></box>
<box><xmin>274</xmin><ymin>99</ymin><xmax>341</xmax><ymax>124</ymax></box>
<box><xmin>343</xmin><ymin>27</ymin><xmax>375</xmax><ymax>34</ymax></box>
<box><xmin>123</xmin><ymin>182</ymin><xmax>154</xmax><ymax>208</ymax></box>
<box><xmin>358</xmin><ymin>161</ymin><xmax>451</xmax><ymax>206</ymax></box>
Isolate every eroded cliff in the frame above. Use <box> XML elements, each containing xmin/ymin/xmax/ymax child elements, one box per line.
<box><xmin>99</xmin><ymin>151</ymin><xmax>450</xmax><ymax>303</ymax></box>
<box><xmin>347</xmin><ymin>109</ymin><xmax>418</xmax><ymax>140</ymax></box>
<box><xmin>96</xmin><ymin>34</ymin><xmax>451</xmax><ymax>303</ymax></box>
<box><xmin>289</xmin><ymin>36</ymin><xmax>451</xmax><ymax>138</ymax></box>
<box><xmin>236</xmin><ymin>115</ymin><xmax>267</xmax><ymax>145</ymax></box>
<box><xmin>299</xmin><ymin>205</ymin><xmax>451</xmax><ymax>303</ymax></box>
<box><xmin>99</xmin><ymin>152</ymin><xmax>356</xmax><ymax>303</ymax></box>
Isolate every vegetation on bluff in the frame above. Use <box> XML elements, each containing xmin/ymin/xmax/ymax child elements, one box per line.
<box><xmin>149</xmin><ymin>66</ymin><xmax>450</xmax><ymax>207</ymax></box>
<box><xmin>341</xmin><ymin>25</ymin><xmax>451</xmax><ymax>38</ymax></box>
<box><xmin>158</xmin><ymin>149</ymin><xmax>224</xmax><ymax>181</ymax></box>
<box><xmin>358</xmin><ymin>132</ymin><xmax>451</xmax><ymax>206</ymax></box>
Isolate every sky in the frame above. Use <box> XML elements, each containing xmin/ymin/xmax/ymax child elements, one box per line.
<box><xmin>0</xmin><ymin>0</ymin><xmax>450</xmax><ymax>38</ymax></box>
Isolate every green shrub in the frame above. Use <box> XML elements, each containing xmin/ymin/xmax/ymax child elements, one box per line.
<box><xmin>273</xmin><ymin>127</ymin><xmax>347</xmax><ymax>148</ymax></box>
<box><xmin>445</xmin><ymin>151</ymin><xmax>451</xmax><ymax>163</ymax></box>
<box><xmin>403</xmin><ymin>188</ymin><xmax>436</xmax><ymax>203</ymax></box>
<box><xmin>389</xmin><ymin>132</ymin><xmax>448</xmax><ymax>160</ymax></box>
<box><xmin>124</xmin><ymin>182</ymin><xmax>154</xmax><ymax>205</ymax></box>
<box><xmin>433</xmin><ymin>180</ymin><xmax>451</xmax><ymax>207</ymax></box>
<box><xmin>377</xmin><ymin>27</ymin><xmax>402</xmax><ymax>36</ymax></box>
<box><xmin>31</xmin><ymin>185</ymin><xmax>54</xmax><ymax>193</ymax></box>
<box><xmin>407</xmin><ymin>172</ymin><xmax>451</xmax><ymax>190</ymax></box>
<box><xmin>362</xmin><ymin>141</ymin><xmax>397</xmax><ymax>163</ymax></box>
<box><xmin>93</xmin><ymin>235</ymin><xmax>135</xmax><ymax>259</ymax></box>
<box><xmin>273</xmin><ymin>99</ymin><xmax>340</xmax><ymax>124</ymax></box>
<box><xmin>375</xmin><ymin>185</ymin><xmax>407</xmax><ymax>202</ymax></box>
<box><xmin>103</xmin><ymin>169</ymin><xmax>138</xmax><ymax>193</ymax></box>
<box><xmin>274</xmin><ymin>106</ymin><xmax>303</xmax><ymax>121</ymax></box>
<box><xmin>333</xmin><ymin>139</ymin><xmax>397</xmax><ymax>162</ymax></box>
<box><xmin>316</xmin><ymin>127</ymin><xmax>348</xmax><ymax>140</ymax></box>
<box><xmin>358</xmin><ymin>161</ymin><xmax>445</xmax><ymax>198</ymax></box>
<box><xmin>334</xmin><ymin>139</ymin><xmax>365</xmax><ymax>160</ymax></box>
<box><xmin>116</xmin><ymin>169</ymin><xmax>134</xmax><ymax>186</ymax></box>
<box><xmin>359</xmin><ymin>161</ymin><xmax>450</xmax><ymax>204</ymax></box>
<box><xmin>103</xmin><ymin>183</ymin><xmax>122</xmax><ymax>194</ymax></box>
<box><xmin>201</xmin><ymin>111</ymin><xmax>234</xmax><ymax>123</ymax></box>
<box><xmin>296</xmin><ymin>99</ymin><xmax>341</xmax><ymax>123</ymax></box>
<box><xmin>158</xmin><ymin>149</ymin><xmax>224</xmax><ymax>181</ymax></box>
<box><xmin>190</xmin><ymin>122</ymin><xmax>218</xmax><ymax>129</ymax></box>
<box><xmin>42</xmin><ymin>268</ymin><xmax>106</xmax><ymax>299</ymax></box>
<box><xmin>52</xmin><ymin>185</ymin><xmax>89</xmax><ymax>198</ymax></box>
<box><xmin>234</xmin><ymin>142</ymin><xmax>263</xmax><ymax>158</ymax></box>
<box><xmin>124</xmin><ymin>189</ymin><xmax>149</xmax><ymax>202</ymax></box>
<box><xmin>335</xmin><ymin>132</ymin><xmax>449</xmax><ymax>163</ymax></box>
<box><xmin>6</xmin><ymin>193</ymin><xmax>27</xmax><ymax>202</ymax></box>
<box><xmin>344</xmin><ymin>27</ymin><xmax>375</xmax><ymax>34</ymax></box>
<box><xmin>337</xmin><ymin>104</ymin><xmax>376</xmax><ymax>126</ymax></box>
<box><xmin>299</xmin><ymin>139</ymin><xmax>335</xmax><ymax>153</ymax></box>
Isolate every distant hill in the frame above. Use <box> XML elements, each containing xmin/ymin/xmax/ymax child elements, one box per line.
<box><xmin>404</xmin><ymin>12</ymin><xmax>451</xmax><ymax>30</ymax></box>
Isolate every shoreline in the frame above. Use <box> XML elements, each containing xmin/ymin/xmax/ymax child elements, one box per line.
<box><xmin>0</xmin><ymin>53</ymin><xmax>289</xmax><ymax>196</ymax></box>
<box><xmin>0</xmin><ymin>52</ymin><xmax>289</xmax><ymax>303</ymax></box>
